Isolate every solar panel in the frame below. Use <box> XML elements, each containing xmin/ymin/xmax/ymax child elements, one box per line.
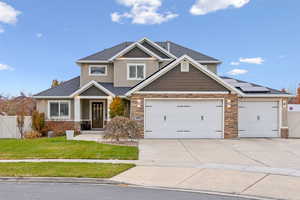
<box><xmin>223</xmin><ymin>79</ymin><xmax>238</xmax><ymax>83</ymax></box>
<box><xmin>240</xmin><ymin>86</ymin><xmax>270</xmax><ymax>92</ymax></box>
<box><xmin>231</xmin><ymin>82</ymin><xmax>253</xmax><ymax>87</ymax></box>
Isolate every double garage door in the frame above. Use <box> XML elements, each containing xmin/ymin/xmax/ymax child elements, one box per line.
<box><xmin>144</xmin><ymin>99</ymin><xmax>224</xmax><ymax>139</ymax></box>
<box><xmin>144</xmin><ymin>99</ymin><xmax>280</xmax><ymax>139</ymax></box>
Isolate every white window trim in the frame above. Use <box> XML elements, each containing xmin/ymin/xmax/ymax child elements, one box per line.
<box><xmin>127</xmin><ymin>63</ymin><xmax>146</xmax><ymax>81</ymax></box>
<box><xmin>89</xmin><ymin>65</ymin><xmax>108</xmax><ymax>76</ymax></box>
<box><xmin>48</xmin><ymin>100</ymin><xmax>71</xmax><ymax>120</ymax></box>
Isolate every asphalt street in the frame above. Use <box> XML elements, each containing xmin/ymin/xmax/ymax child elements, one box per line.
<box><xmin>0</xmin><ymin>182</ymin><xmax>256</xmax><ymax>200</ymax></box>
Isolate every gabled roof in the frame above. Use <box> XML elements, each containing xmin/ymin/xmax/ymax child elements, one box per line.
<box><xmin>77</xmin><ymin>38</ymin><xmax>220</xmax><ymax>63</ymax></box>
<box><xmin>108</xmin><ymin>42</ymin><xmax>164</xmax><ymax>61</ymax></box>
<box><xmin>33</xmin><ymin>76</ymin><xmax>80</xmax><ymax>98</ymax></box>
<box><xmin>125</xmin><ymin>55</ymin><xmax>242</xmax><ymax>96</ymax></box>
<box><xmin>33</xmin><ymin>77</ymin><xmax>132</xmax><ymax>98</ymax></box>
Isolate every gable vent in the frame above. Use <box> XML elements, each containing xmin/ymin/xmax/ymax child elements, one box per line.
<box><xmin>181</xmin><ymin>60</ymin><xmax>189</xmax><ymax>72</ymax></box>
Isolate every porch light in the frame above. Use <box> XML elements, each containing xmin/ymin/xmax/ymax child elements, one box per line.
<box><xmin>226</xmin><ymin>99</ymin><xmax>231</xmax><ymax>108</ymax></box>
<box><xmin>283</xmin><ymin>100</ymin><xmax>287</xmax><ymax>108</ymax></box>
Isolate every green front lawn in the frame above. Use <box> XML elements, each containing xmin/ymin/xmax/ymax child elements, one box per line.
<box><xmin>0</xmin><ymin>162</ymin><xmax>135</xmax><ymax>178</ymax></box>
<box><xmin>0</xmin><ymin>137</ymin><xmax>138</xmax><ymax>160</ymax></box>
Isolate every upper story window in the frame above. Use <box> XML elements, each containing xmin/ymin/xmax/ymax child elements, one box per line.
<box><xmin>127</xmin><ymin>63</ymin><xmax>146</xmax><ymax>80</ymax></box>
<box><xmin>89</xmin><ymin>65</ymin><xmax>107</xmax><ymax>76</ymax></box>
<box><xmin>48</xmin><ymin>100</ymin><xmax>70</xmax><ymax>120</ymax></box>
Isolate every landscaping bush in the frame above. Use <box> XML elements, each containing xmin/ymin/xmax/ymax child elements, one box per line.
<box><xmin>31</xmin><ymin>111</ymin><xmax>46</xmax><ymax>136</ymax></box>
<box><xmin>104</xmin><ymin>116</ymin><xmax>142</xmax><ymax>142</ymax></box>
<box><xmin>25</xmin><ymin>130</ymin><xmax>42</xmax><ymax>139</ymax></box>
<box><xmin>109</xmin><ymin>97</ymin><xmax>126</xmax><ymax>118</ymax></box>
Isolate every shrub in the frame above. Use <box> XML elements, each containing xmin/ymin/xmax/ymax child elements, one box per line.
<box><xmin>32</xmin><ymin>111</ymin><xmax>45</xmax><ymax>133</ymax></box>
<box><xmin>104</xmin><ymin>116</ymin><xmax>142</xmax><ymax>142</ymax></box>
<box><xmin>25</xmin><ymin>130</ymin><xmax>42</xmax><ymax>139</ymax></box>
<box><xmin>109</xmin><ymin>97</ymin><xmax>125</xmax><ymax>118</ymax></box>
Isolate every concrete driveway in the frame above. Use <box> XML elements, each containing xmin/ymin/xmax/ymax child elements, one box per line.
<box><xmin>112</xmin><ymin>139</ymin><xmax>300</xmax><ymax>200</ymax></box>
<box><xmin>139</xmin><ymin>139</ymin><xmax>300</xmax><ymax>169</ymax></box>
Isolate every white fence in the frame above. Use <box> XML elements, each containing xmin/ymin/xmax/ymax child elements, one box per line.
<box><xmin>0</xmin><ymin>116</ymin><xmax>32</xmax><ymax>139</ymax></box>
<box><xmin>288</xmin><ymin>104</ymin><xmax>300</xmax><ymax>138</ymax></box>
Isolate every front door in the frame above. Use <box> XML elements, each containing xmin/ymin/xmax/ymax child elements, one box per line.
<box><xmin>92</xmin><ymin>102</ymin><xmax>104</xmax><ymax>129</ymax></box>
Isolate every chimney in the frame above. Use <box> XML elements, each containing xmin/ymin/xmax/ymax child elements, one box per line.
<box><xmin>166</xmin><ymin>41</ymin><xmax>170</xmax><ymax>52</ymax></box>
<box><xmin>297</xmin><ymin>84</ymin><xmax>300</xmax><ymax>104</ymax></box>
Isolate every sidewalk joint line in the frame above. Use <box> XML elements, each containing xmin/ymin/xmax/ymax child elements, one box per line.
<box><xmin>177</xmin><ymin>140</ymin><xmax>200</xmax><ymax>162</ymax></box>
<box><xmin>240</xmin><ymin>174</ymin><xmax>269</xmax><ymax>194</ymax></box>
<box><xmin>175</xmin><ymin>168</ymin><xmax>205</xmax><ymax>186</ymax></box>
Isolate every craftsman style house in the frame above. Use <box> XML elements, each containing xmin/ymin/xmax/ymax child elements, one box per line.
<box><xmin>34</xmin><ymin>38</ymin><xmax>292</xmax><ymax>139</ymax></box>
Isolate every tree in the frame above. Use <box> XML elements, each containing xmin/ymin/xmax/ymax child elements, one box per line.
<box><xmin>16</xmin><ymin>110</ymin><xmax>25</xmax><ymax>139</ymax></box>
<box><xmin>109</xmin><ymin>97</ymin><xmax>125</xmax><ymax>118</ymax></box>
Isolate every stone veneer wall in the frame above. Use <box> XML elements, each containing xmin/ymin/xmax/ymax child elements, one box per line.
<box><xmin>130</xmin><ymin>93</ymin><xmax>239</xmax><ymax>139</ymax></box>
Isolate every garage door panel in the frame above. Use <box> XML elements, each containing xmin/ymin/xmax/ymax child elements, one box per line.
<box><xmin>239</xmin><ymin>101</ymin><xmax>279</xmax><ymax>138</ymax></box>
<box><xmin>145</xmin><ymin>99</ymin><xmax>223</xmax><ymax>139</ymax></box>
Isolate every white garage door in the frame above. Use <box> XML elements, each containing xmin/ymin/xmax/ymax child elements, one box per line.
<box><xmin>144</xmin><ymin>99</ymin><xmax>223</xmax><ymax>139</ymax></box>
<box><xmin>238</xmin><ymin>101</ymin><xmax>279</xmax><ymax>138</ymax></box>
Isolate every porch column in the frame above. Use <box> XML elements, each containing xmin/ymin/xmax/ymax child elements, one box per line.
<box><xmin>107</xmin><ymin>96</ymin><xmax>113</xmax><ymax>121</ymax></box>
<box><xmin>74</xmin><ymin>96</ymin><xmax>81</xmax><ymax>122</ymax></box>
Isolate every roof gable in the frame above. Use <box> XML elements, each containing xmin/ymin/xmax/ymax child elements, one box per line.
<box><xmin>126</xmin><ymin>55</ymin><xmax>243</xmax><ymax>96</ymax></box>
<box><xmin>141</xmin><ymin>63</ymin><xmax>229</xmax><ymax>92</ymax></box>
<box><xmin>123</xmin><ymin>46</ymin><xmax>152</xmax><ymax>58</ymax></box>
<box><xmin>79</xmin><ymin>85</ymin><xmax>108</xmax><ymax>96</ymax></box>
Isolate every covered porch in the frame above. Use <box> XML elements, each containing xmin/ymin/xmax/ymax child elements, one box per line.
<box><xmin>74</xmin><ymin>96</ymin><xmax>113</xmax><ymax>132</ymax></box>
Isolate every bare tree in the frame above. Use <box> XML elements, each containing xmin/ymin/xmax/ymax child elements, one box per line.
<box><xmin>16</xmin><ymin>110</ymin><xmax>25</xmax><ymax>139</ymax></box>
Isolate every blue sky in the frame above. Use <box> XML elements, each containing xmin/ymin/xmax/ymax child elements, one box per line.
<box><xmin>0</xmin><ymin>0</ymin><xmax>299</xmax><ymax>96</ymax></box>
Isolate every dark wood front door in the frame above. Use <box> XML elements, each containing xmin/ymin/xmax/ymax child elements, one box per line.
<box><xmin>92</xmin><ymin>102</ymin><xmax>104</xmax><ymax>129</ymax></box>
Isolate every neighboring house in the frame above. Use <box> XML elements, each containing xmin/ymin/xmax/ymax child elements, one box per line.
<box><xmin>289</xmin><ymin>85</ymin><xmax>300</xmax><ymax>104</ymax></box>
<box><xmin>33</xmin><ymin>37</ymin><xmax>293</xmax><ymax>139</ymax></box>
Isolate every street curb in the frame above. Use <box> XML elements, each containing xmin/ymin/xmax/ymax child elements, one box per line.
<box><xmin>0</xmin><ymin>177</ymin><xmax>124</xmax><ymax>185</ymax></box>
<box><xmin>0</xmin><ymin>177</ymin><xmax>280</xmax><ymax>200</ymax></box>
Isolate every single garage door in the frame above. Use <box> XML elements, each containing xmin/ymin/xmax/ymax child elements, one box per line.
<box><xmin>238</xmin><ymin>101</ymin><xmax>279</xmax><ymax>138</ymax></box>
<box><xmin>144</xmin><ymin>99</ymin><xmax>223</xmax><ymax>139</ymax></box>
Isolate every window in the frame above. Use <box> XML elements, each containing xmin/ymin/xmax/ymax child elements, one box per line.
<box><xmin>48</xmin><ymin>101</ymin><xmax>70</xmax><ymax>120</ymax></box>
<box><xmin>127</xmin><ymin>63</ymin><xmax>145</xmax><ymax>80</ymax></box>
<box><xmin>89</xmin><ymin>65</ymin><xmax>107</xmax><ymax>76</ymax></box>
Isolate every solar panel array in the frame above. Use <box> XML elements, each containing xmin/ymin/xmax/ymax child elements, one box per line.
<box><xmin>223</xmin><ymin>78</ymin><xmax>270</xmax><ymax>93</ymax></box>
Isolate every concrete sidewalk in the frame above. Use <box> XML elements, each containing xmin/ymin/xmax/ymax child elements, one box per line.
<box><xmin>111</xmin><ymin>166</ymin><xmax>300</xmax><ymax>200</ymax></box>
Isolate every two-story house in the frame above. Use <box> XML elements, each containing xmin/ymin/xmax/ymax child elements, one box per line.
<box><xmin>33</xmin><ymin>38</ymin><xmax>292</xmax><ymax>139</ymax></box>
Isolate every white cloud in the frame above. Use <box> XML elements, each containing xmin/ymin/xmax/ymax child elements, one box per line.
<box><xmin>227</xmin><ymin>68</ymin><xmax>248</xmax><ymax>75</ymax></box>
<box><xmin>36</xmin><ymin>33</ymin><xmax>43</xmax><ymax>38</ymax></box>
<box><xmin>0</xmin><ymin>64</ymin><xmax>14</xmax><ymax>71</ymax></box>
<box><xmin>111</xmin><ymin>12</ymin><xmax>122</xmax><ymax>23</ymax></box>
<box><xmin>230</xmin><ymin>61</ymin><xmax>240</xmax><ymax>66</ymax></box>
<box><xmin>239</xmin><ymin>57</ymin><xmax>264</xmax><ymax>64</ymax></box>
<box><xmin>0</xmin><ymin>1</ymin><xmax>20</xmax><ymax>24</ymax></box>
<box><xmin>190</xmin><ymin>0</ymin><xmax>250</xmax><ymax>15</ymax></box>
<box><xmin>111</xmin><ymin>0</ymin><xmax>178</xmax><ymax>24</ymax></box>
<box><xmin>0</xmin><ymin>1</ymin><xmax>21</xmax><ymax>33</ymax></box>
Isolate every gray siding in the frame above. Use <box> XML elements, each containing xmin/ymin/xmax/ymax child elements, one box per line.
<box><xmin>114</xmin><ymin>59</ymin><xmax>160</xmax><ymax>87</ymax></box>
<box><xmin>80</xmin><ymin>63</ymin><xmax>114</xmax><ymax>87</ymax></box>
<box><xmin>123</xmin><ymin>47</ymin><xmax>151</xmax><ymax>58</ymax></box>
<box><xmin>79</xmin><ymin>86</ymin><xmax>108</xmax><ymax>96</ymax></box>
<box><xmin>141</xmin><ymin>64</ymin><xmax>229</xmax><ymax>92</ymax></box>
